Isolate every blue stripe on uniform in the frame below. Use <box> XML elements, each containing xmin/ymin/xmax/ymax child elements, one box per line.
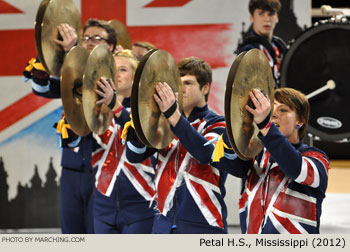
<box><xmin>127</xmin><ymin>141</ymin><xmax>147</xmax><ymax>154</ymax></box>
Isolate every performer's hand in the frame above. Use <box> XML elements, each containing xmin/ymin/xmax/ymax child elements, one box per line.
<box><xmin>153</xmin><ymin>82</ymin><xmax>176</xmax><ymax>112</ymax></box>
<box><xmin>55</xmin><ymin>23</ymin><xmax>78</xmax><ymax>52</ymax></box>
<box><xmin>245</xmin><ymin>88</ymin><xmax>271</xmax><ymax>125</ymax></box>
<box><xmin>154</xmin><ymin>82</ymin><xmax>181</xmax><ymax>127</ymax></box>
<box><xmin>95</xmin><ymin>77</ymin><xmax>115</xmax><ymax>106</ymax></box>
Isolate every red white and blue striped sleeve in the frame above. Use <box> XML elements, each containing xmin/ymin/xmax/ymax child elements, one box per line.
<box><xmin>295</xmin><ymin>151</ymin><xmax>330</xmax><ymax>188</ymax></box>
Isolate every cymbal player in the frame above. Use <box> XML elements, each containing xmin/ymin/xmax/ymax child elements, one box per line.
<box><xmin>23</xmin><ymin>18</ymin><xmax>117</xmax><ymax>234</ymax></box>
<box><xmin>125</xmin><ymin>57</ymin><xmax>229</xmax><ymax>234</ymax></box>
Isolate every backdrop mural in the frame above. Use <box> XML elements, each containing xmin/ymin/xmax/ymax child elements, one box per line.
<box><xmin>0</xmin><ymin>0</ymin><xmax>310</xmax><ymax>229</ymax></box>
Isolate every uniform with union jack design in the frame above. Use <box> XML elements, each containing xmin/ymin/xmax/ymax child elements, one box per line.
<box><xmin>29</xmin><ymin>71</ymin><xmax>95</xmax><ymax>234</ymax></box>
<box><xmin>216</xmin><ymin>123</ymin><xmax>330</xmax><ymax>234</ymax></box>
<box><xmin>91</xmin><ymin>98</ymin><xmax>156</xmax><ymax>233</ymax></box>
<box><xmin>126</xmin><ymin>105</ymin><xmax>228</xmax><ymax>233</ymax></box>
<box><xmin>236</xmin><ymin>31</ymin><xmax>287</xmax><ymax>88</ymax></box>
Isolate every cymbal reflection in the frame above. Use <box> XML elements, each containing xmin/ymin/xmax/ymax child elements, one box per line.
<box><xmin>131</xmin><ymin>49</ymin><xmax>183</xmax><ymax>149</ymax></box>
<box><xmin>83</xmin><ymin>44</ymin><xmax>116</xmax><ymax>135</ymax></box>
<box><xmin>225</xmin><ymin>49</ymin><xmax>274</xmax><ymax>160</ymax></box>
<box><xmin>35</xmin><ymin>0</ymin><xmax>81</xmax><ymax>76</ymax></box>
<box><xmin>60</xmin><ymin>46</ymin><xmax>90</xmax><ymax>136</ymax></box>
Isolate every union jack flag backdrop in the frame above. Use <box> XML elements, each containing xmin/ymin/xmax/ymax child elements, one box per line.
<box><xmin>0</xmin><ymin>0</ymin><xmax>310</xmax><ymax>228</ymax></box>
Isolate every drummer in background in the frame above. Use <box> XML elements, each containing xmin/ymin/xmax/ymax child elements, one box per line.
<box><xmin>213</xmin><ymin>88</ymin><xmax>330</xmax><ymax>234</ymax></box>
<box><xmin>125</xmin><ymin>57</ymin><xmax>229</xmax><ymax>234</ymax></box>
<box><xmin>91</xmin><ymin>49</ymin><xmax>156</xmax><ymax>234</ymax></box>
<box><xmin>132</xmin><ymin>41</ymin><xmax>157</xmax><ymax>60</ymax></box>
<box><xmin>235</xmin><ymin>0</ymin><xmax>287</xmax><ymax>87</ymax></box>
<box><xmin>23</xmin><ymin>18</ymin><xmax>117</xmax><ymax>234</ymax></box>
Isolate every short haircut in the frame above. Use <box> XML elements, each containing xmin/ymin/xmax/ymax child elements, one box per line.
<box><xmin>114</xmin><ymin>49</ymin><xmax>139</xmax><ymax>73</ymax></box>
<box><xmin>274</xmin><ymin>88</ymin><xmax>309</xmax><ymax>140</ymax></box>
<box><xmin>248</xmin><ymin>0</ymin><xmax>281</xmax><ymax>15</ymax></box>
<box><xmin>177</xmin><ymin>57</ymin><xmax>212</xmax><ymax>102</ymax></box>
<box><xmin>83</xmin><ymin>18</ymin><xmax>117</xmax><ymax>52</ymax></box>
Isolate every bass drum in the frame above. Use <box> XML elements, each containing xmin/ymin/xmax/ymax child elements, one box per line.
<box><xmin>280</xmin><ymin>20</ymin><xmax>350</xmax><ymax>142</ymax></box>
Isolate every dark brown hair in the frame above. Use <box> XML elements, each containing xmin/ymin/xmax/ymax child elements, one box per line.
<box><xmin>83</xmin><ymin>18</ymin><xmax>117</xmax><ymax>52</ymax></box>
<box><xmin>177</xmin><ymin>57</ymin><xmax>212</xmax><ymax>102</ymax></box>
<box><xmin>274</xmin><ymin>88</ymin><xmax>309</xmax><ymax>140</ymax></box>
<box><xmin>249</xmin><ymin>0</ymin><xmax>281</xmax><ymax>15</ymax></box>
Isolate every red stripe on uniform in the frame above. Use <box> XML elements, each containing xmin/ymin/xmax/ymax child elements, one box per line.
<box><xmin>239</xmin><ymin>192</ymin><xmax>248</xmax><ymax>209</ymax></box>
<box><xmin>156</xmin><ymin>149</ymin><xmax>178</xmax><ymax>212</ymax></box>
<box><xmin>301</xmin><ymin>158</ymin><xmax>315</xmax><ymax>186</ymax></box>
<box><xmin>202</xmin><ymin>121</ymin><xmax>226</xmax><ymax>136</ymax></box>
<box><xmin>96</xmin><ymin>138</ymin><xmax>119</xmax><ymax>195</ymax></box>
<box><xmin>247</xmin><ymin>183</ymin><xmax>264</xmax><ymax>233</ymax></box>
<box><xmin>188</xmin><ymin>162</ymin><xmax>220</xmax><ymax>186</ymax></box>
<box><xmin>125</xmin><ymin>162</ymin><xmax>156</xmax><ymax>198</ymax></box>
<box><xmin>0</xmin><ymin>93</ymin><xmax>51</xmax><ymax>131</ymax></box>
<box><xmin>91</xmin><ymin>149</ymin><xmax>104</xmax><ymax>167</ymax></box>
<box><xmin>263</xmin><ymin>151</ymin><xmax>270</xmax><ymax>170</ymax></box>
<box><xmin>275</xmin><ymin>191</ymin><xmax>317</xmax><ymax>222</ymax></box>
<box><xmin>303</xmin><ymin>151</ymin><xmax>330</xmax><ymax>173</ymax></box>
<box><xmin>273</xmin><ymin>212</ymin><xmax>302</xmax><ymax>234</ymax></box>
<box><xmin>189</xmin><ymin>179</ymin><xmax>224</xmax><ymax>229</ymax></box>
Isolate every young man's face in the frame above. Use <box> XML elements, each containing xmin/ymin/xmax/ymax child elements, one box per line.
<box><xmin>250</xmin><ymin>8</ymin><xmax>279</xmax><ymax>40</ymax></box>
<box><xmin>82</xmin><ymin>26</ymin><xmax>112</xmax><ymax>52</ymax></box>
<box><xmin>180</xmin><ymin>74</ymin><xmax>209</xmax><ymax>115</ymax></box>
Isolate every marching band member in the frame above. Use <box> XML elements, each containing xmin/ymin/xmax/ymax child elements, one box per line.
<box><xmin>125</xmin><ymin>57</ymin><xmax>228</xmax><ymax>234</ymax></box>
<box><xmin>235</xmin><ymin>0</ymin><xmax>287</xmax><ymax>87</ymax></box>
<box><xmin>92</xmin><ymin>50</ymin><xmax>156</xmax><ymax>233</ymax></box>
<box><xmin>213</xmin><ymin>88</ymin><xmax>330</xmax><ymax>234</ymax></box>
<box><xmin>23</xmin><ymin>19</ymin><xmax>117</xmax><ymax>234</ymax></box>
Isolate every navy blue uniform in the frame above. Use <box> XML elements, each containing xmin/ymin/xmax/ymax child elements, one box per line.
<box><xmin>236</xmin><ymin>31</ymin><xmax>287</xmax><ymax>87</ymax></box>
<box><xmin>30</xmin><ymin>73</ymin><xmax>95</xmax><ymax>234</ymax></box>
<box><xmin>126</xmin><ymin>105</ymin><xmax>228</xmax><ymax>234</ymax></box>
<box><xmin>92</xmin><ymin>98</ymin><xmax>156</xmax><ymax>233</ymax></box>
<box><xmin>215</xmin><ymin>124</ymin><xmax>330</xmax><ymax>233</ymax></box>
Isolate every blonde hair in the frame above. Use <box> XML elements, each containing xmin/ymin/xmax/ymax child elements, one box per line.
<box><xmin>114</xmin><ymin>49</ymin><xmax>139</xmax><ymax>72</ymax></box>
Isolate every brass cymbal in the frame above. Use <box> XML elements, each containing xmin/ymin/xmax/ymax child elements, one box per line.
<box><xmin>131</xmin><ymin>49</ymin><xmax>183</xmax><ymax>149</ymax></box>
<box><xmin>60</xmin><ymin>46</ymin><xmax>90</xmax><ymax>136</ymax></box>
<box><xmin>108</xmin><ymin>19</ymin><xmax>132</xmax><ymax>49</ymax></box>
<box><xmin>83</xmin><ymin>44</ymin><xmax>116</xmax><ymax>135</ymax></box>
<box><xmin>35</xmin><ymin>0</ymin><xmax>81</xmax><ymax>77</ymax></box>
<box><xmin>228</xmin><ymin>48</ymin><xmax>274</xmax><ymax>160</ymax></box>
<box><xmin>224</xmin><ymin>51</ymin><xmax>247</xmax><ymax>159</ymax></box>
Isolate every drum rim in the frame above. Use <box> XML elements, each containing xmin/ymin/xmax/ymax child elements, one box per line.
<box><xmin>280</xmin><ymin>22</ymin><xmax>350</xmax><ymax>141</ymax></box>
<box><xmin>281</xmin><ymin>22</ymin><xmax>350</xmax><ymax>85</ymax></box>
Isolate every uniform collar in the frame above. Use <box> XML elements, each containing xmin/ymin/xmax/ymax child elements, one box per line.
<box><xmin>185</xmin><ymin>104</ymin><xmax>209</xmax><ymax>122</ymax></box>
<box><xmin>122</xmin><ymin>97</ymin><xmax>131</xmax><ymax>108</ymax></box>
